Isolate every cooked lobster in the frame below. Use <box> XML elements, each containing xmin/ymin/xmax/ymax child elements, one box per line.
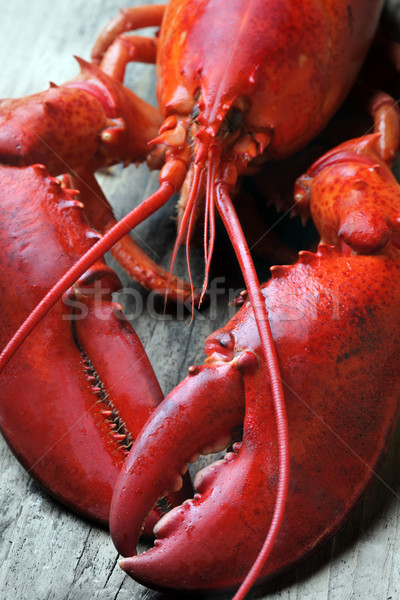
<box><xmin>0</xmin><ymin>49</ymin><xmax>197</xmax><ymax>304</ymax></box>
<box><xmin>1</xmin><ymin>0</ymin><xmax>400</xmax><ymax>598</ymax></box>
<box><xmin>0</xmin><ymin>161</ymin><xmax>193</xmax><ymax>527</ymax></box>
<box><xmin>108</xmin><ymin>134</ymin><xmax>400</xmax><ymax>599</ymax></box>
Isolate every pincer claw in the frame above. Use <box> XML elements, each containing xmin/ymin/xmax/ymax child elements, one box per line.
<box><xmin>111</xmin><ymin>237</ymin><xmax>400</xmax><ymax>594</ymax></box>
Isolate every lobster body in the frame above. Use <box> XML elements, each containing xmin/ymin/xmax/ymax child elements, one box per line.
<box><xmin>156</xmin><ymin>0</ymin><xmax>384</xmax><ymax>159</ymax></box>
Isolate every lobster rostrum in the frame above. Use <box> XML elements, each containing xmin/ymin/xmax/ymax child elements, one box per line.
<box><xmin>109</xmin><ymin>134</ymin><xmax>400</xmax><ymax>597</ymax></box>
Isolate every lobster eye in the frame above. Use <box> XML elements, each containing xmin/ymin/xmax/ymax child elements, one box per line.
<box><xmin>218</xmin><ymin>333</ymin><xmax>234</xmax><ymax>348</ymax></box>
<box><xmin>228</xmin><ymin>108</ymin><xmax>243</xmax><ymax>133</ymax></box>
<box><xmin>219</xmin><ymin>107</ymin><xmax>244</xmax><ymax>138</ymax></box>
<box><xmin>191</xmin><ymin>105</ymin><xmax>200</xmax><ymax>123</ymax></box>
<box><xmin>204</xmin><ymin>331</ymin><xmax>235</xmax><ymax>361</ymax></box>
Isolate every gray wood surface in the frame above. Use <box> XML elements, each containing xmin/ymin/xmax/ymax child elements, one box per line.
<box><xmin>1</xmin><ymin>1</ymin><xmax>400</xmax><ymax>599</ymax></box>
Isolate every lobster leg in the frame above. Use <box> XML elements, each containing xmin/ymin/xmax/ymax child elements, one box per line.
<box><xmin>368</xmin><ymin>89</ymin><xmax>400</xmax><ymax>164</ymax></box>
<box><xmin>91</xmin><ymin>4</ymin><xmax>165</xmax><ymax>67</ymax></box>
<box><xmin>99</xmin><ymin>35</ymin><xmax>159</xmax><ymax>82</ymax></box>
<box><xmin>67</xmin><ymin>166</ymin><xmax>200</xmax><ymax>304</ymax></box>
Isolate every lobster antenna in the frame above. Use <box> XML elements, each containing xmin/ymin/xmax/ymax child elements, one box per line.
<box><xmin>0</xmin><ymin>182</ymin><xmax>175</xmax><ymax>373</ymax></box>
<box><xmin>215</xmin><ymin>183</ymin><xmax>290</xmax><ymax>600</ymax></box>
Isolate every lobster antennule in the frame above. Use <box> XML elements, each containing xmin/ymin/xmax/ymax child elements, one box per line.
<box><xmin>199</xmin><ymin>146</ymin><xmax>219</xmax><ymax>305</ymax></box>
<box><xmin>163</xmin><ymin>139</ymin><xmax>219</xmax><ymax>312</ymax></box>
<box><xmin>165</xmin><ymin>154</ymin><xmax>206</xmax><ymax>311</ymax></box>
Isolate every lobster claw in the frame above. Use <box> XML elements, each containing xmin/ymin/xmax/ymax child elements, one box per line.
<box><xmin>0</xmin><ymin>163</ymin><xmax>191</xmax><ymax>526</ymax></box>
<box><xmin>111</xmin><ymin>242</ymin><xmax>400</xmax><ymax>594</ymax></box>
<box><xmin>110</xmin><ymin>362</ymin><xmax>246</xmax><ymax>558</ymax></box>
<box><xmin>112</xmin><ymin>353</ymin><xmax>286</xmax><ymax>592</ymax></box>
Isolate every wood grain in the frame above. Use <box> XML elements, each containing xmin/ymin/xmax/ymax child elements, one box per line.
<box><xmin>1</xmin><ymin>2</ymin><xmax>400</xmax><ymax>599</ymax></box>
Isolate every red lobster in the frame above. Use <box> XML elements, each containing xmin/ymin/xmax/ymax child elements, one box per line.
<box><xmin>107</xmin><ymin>134</ymin><xmax>400</xmax><ymax>598</ymax></box>
<box><xmin>0</xmin><ymin>34</ymin><xmax>198</xmax><ymax>304</ymax></box>
<box><xmin>0</xmin><ymin>163</ymin><xmax>193</xmax><ymax>526</ymax></box>
<box><xmin>1</xmin><ymin>0</ymin><xmax>400</xmax><ymax>598</ymax></box>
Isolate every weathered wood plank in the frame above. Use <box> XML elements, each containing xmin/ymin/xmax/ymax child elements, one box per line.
<box><xmin>1</xmin><ymin>2</ymin><xmax>400</xmax><ymax>600</ymax></box>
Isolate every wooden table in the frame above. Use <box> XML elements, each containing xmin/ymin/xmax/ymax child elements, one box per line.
<box><xmin>1</xmin><ymin>1</ymin><xmax>400</xmax><ymax>599</ymax></box>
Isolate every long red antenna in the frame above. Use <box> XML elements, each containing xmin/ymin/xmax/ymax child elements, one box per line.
<box><xmin>215</xmin><ymin>183</ymin><xmax>290</xmax><ymax>600</ymax></box>
<box><xmin>0</xmin><ymin>182</ymin><xmax>174</xmax><ymax>373</ymax></box>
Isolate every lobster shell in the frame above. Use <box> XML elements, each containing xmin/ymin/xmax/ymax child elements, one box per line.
<box><xmin>2</xmin><ymin>1</ymin><xmax>400</xmax><ymax>599</ymax></box>
<box><xmin>110</xmin><ymin>243</ymin><xmax>400</xmax><ymax>592</ymax></box>
<box><xmin>0</xmin><ymin>163</ymin><xmax>183</xmax><ymax>524</ymax></box>
<box><xmin>157</xmin><ymin>0</ymin><xmax>385</xmax><ymax>159</ymax></box>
